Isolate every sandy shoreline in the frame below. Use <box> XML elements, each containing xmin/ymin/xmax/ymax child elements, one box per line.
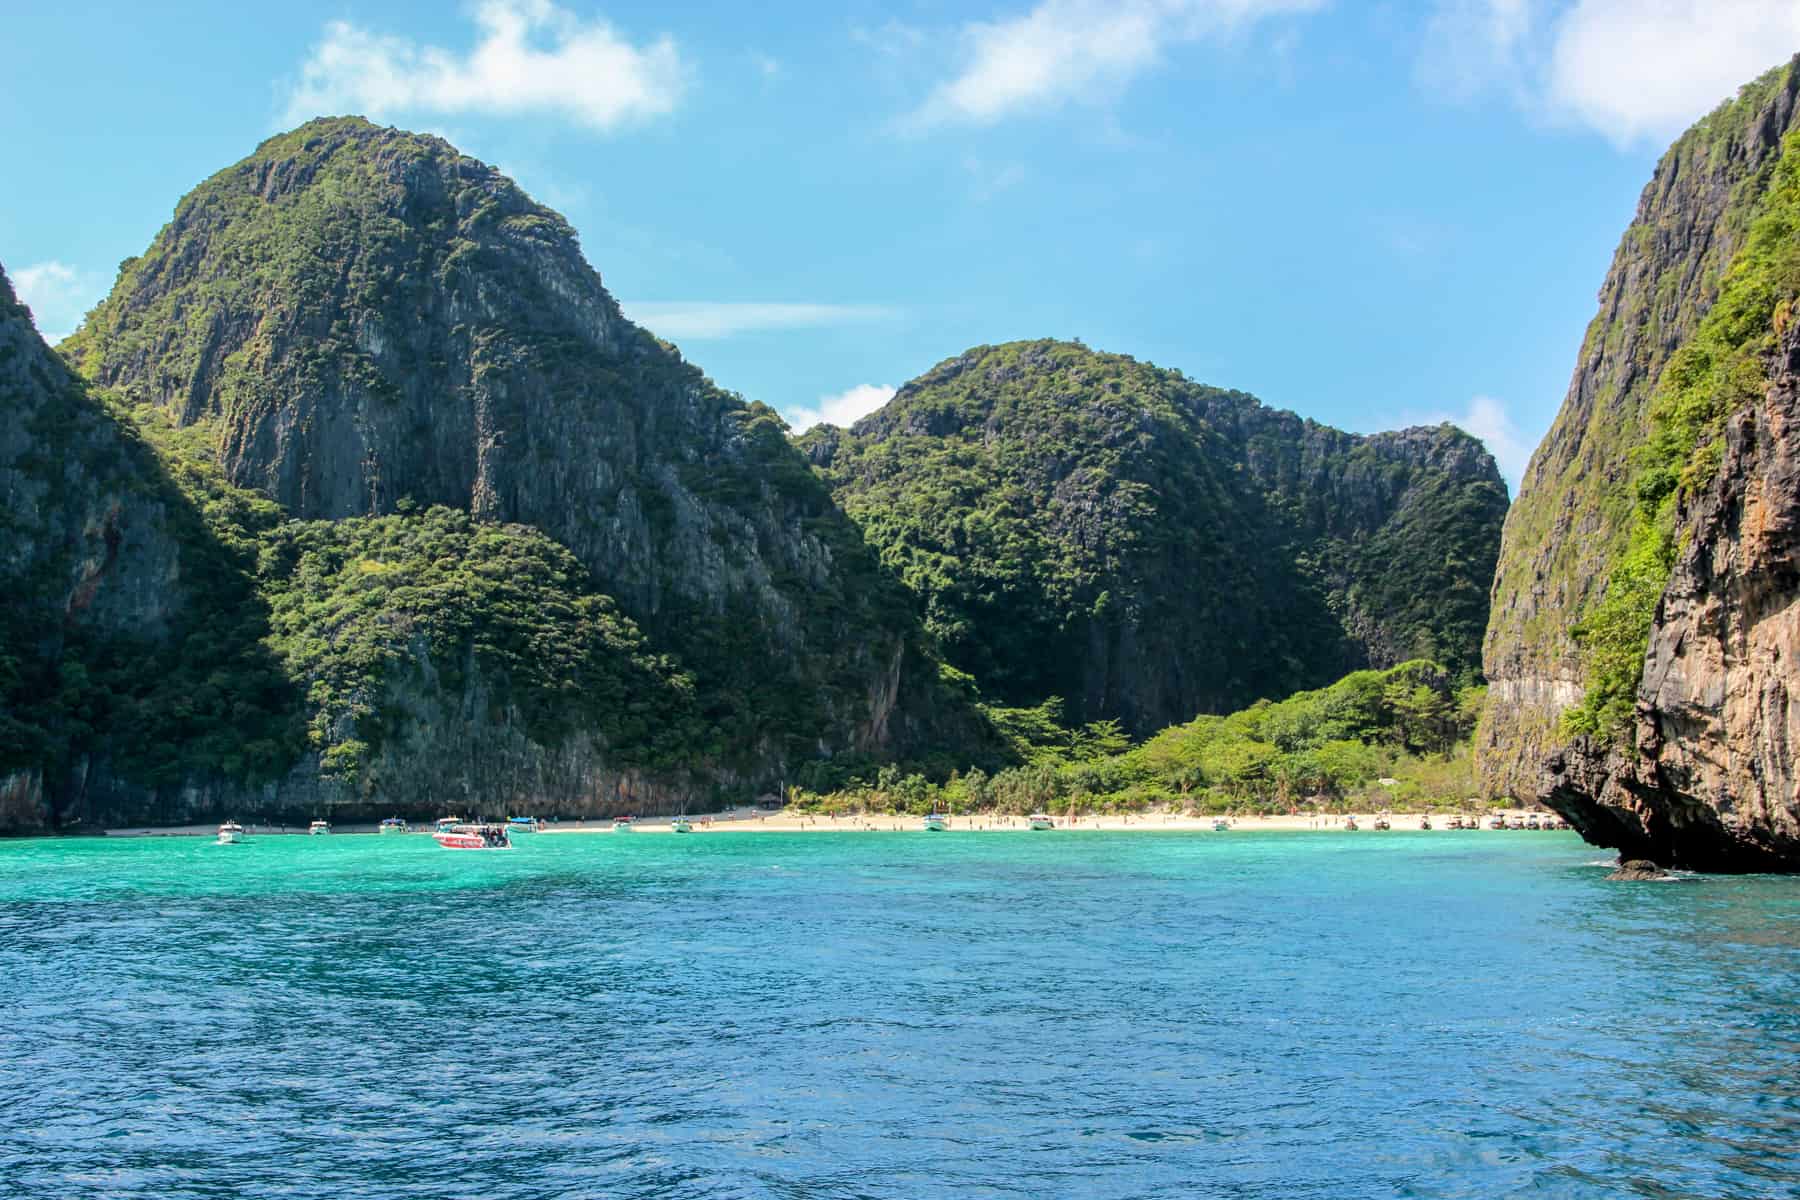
<box><xmin>101</xmin><ymin>809</ymin><xmax>1567</xmax><ymax>837</ymax></box>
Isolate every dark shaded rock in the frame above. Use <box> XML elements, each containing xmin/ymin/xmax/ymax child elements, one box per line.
<box><xmin>1606</xmin><ymin>860</ymin><xmax>1670</xmax><ymax>881</ymax></box>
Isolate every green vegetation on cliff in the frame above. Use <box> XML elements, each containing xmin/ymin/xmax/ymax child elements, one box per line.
<box><xmin>803</xmin><ymin>339</ymin><xmax>1506</xmax><ymax>734</ymax></box>
<box><xmin>1565</xmin><ymin>126</ymin><xmax>1800</xmax><ymax>739</ymax></box>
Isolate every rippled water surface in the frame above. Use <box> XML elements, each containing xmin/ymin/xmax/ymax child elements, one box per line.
<box><xmin>1</xmin><ymin>830</ymin><xmax>1796</xmax><ymax>1198</ymax></box>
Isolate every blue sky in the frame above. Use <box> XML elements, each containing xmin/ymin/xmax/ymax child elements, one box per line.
<box><xmin>7</xmin><ymin>2</ymin><xmax>1800</xmax><ymax>491</ymax></box>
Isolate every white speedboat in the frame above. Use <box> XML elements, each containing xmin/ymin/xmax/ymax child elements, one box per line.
<box><xmin>923</xmin><ymin>813</ymin><xmax>948</xmax><ymax>832</ymax></box>
<box><xmin>507</xmin><ymin>816</ymin><xmax>540</xmax><ymax>835</ymax></box>
<box><xmin>378</xmin><ymin>817</ymin><xmax>408</xmax><ymax>835</ymax></box>
<box><xmin>217</xmin><ymin>821</ymin><xmax>246</xmax><ymax>845</ymax></box>
<box><xmin>308</xmin><ymin>820</ymin><xmax>329</xmax><ymax>836</ymax></box>
<box><xmin>671</xmin><ymin>817</ymin><xmax>693</xmax><ymax>834</ymax></box>
<box><xmin>613</xmin><ymin>816</ymin><xmax>635</xmax><ymax>832</ymax></box>
<box><xmin>1028</xmin><ymin>813</ymin><xmax>1055</xmax><ymax>830</ymax></box>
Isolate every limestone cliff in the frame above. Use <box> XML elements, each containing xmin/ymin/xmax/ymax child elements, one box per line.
<box><xmin>1481</xmin><ymin>60</ymin><xmax>1800</xmax><ymax>800</ymax></box>
<box><xmin>1545</xmin><ymin>319</ymin><xmax>1800</xmax><ymax>869</ymax></box>
<box><xmin>804</xmin><ymin>340</ymin><xmax>1507</xmax><ymax>734</ymax></box>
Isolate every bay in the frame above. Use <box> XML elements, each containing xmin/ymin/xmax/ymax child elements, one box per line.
<box><xmin>1</xmin><ymin>830</ymin><xmax>1795</xmax><ymax>1199</ymax></box>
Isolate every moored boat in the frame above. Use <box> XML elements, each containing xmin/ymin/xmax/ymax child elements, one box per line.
<box><xmin>432</xmin><ymin>823</ymin><xmax>510</xmax><ymax>849</ymax></box>
<box><xmin>1419</xmin><ymin>816</ymin><xmax>1432</xmax><ymax>831</ymax></box>
<box><xmin>1373</xmin><ymin>816</ymin><xmax>1391</xmax><ymax>831</ymax></box>
<box><xmin>923</xmin><ymin>813</ymin><xmax>948</xmax><ymax>832</ymax></box>
<box><xmin>613</xmin><ymin>816</ymin><xmax>635</xmax><ymax>832</ymax></box>
<box><xmin>507</xmin><ymin>816</ymin><xmax>541</xmax><ymax>834</ymax></box>
<box><xmin>1212</xmin><ymin>819</ymin><xmax>1230</xmax><ymax>832</ymax></box>
<box><xmin>378</xmin><ymin>817</ymin><xmax>409</xmax><ymax>835</ymax></box>
<box><xmin>1029</xmin><ymin>813</ymin><xmax>1056</xmax><ymax>830</ymax></box>
<box><xmin>671</xmin><ymin>817</ymin><xmax>693</xmax><ymax>833</ymax></box>
<box><xmin>216</xmin><ymin>821</ymin><xmax>246</xmax><ymax>845</ymax></box>
<box><xmin>1343</xmin><ymin>817</ymin><xmax>1359</xmax><ymax>831</ymax></box>
<box><xmin>308</xmin><ymin>820</ymin><xmax>329</xmax><ymax>836</ymax></box>
<box><xmin>1488</xmin><ymin>815</ymin><xmax>1507</xmax><ymax>830</ymax></box>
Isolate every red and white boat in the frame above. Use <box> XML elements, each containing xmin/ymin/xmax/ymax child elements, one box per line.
<box><xmin>432</xmin><ymin>823</ymin><xmax>511</xmax><ymax>850</ymax></box>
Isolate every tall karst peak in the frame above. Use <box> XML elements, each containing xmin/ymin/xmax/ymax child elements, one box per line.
<box><xmin>48</xmin><ymin>119</ymin><xmax>986</xmax><ymax>817</ymax></box>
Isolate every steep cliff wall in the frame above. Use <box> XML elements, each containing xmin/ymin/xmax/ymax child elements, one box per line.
<box><xmin>1545</xmin><ymin>319</ymin><xmax>1800</xmax><ymax>870</ymax></box>
<box><xmin>1480</xmin><ymin>61</ymin><xmax>1800</xmax><ymax>799</ymax></box>
<box><xmin>805</xmin><ymin>340</ymin><xmax>1506</xmax><ymax>734</ymax></box>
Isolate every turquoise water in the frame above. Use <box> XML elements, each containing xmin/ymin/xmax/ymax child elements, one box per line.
<box><xmin>1</xmin><ymin>830</ymin><xmax>1796</xmax><ymax>1199</ymax></box>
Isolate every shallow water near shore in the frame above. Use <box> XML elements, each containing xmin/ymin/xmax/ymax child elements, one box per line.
<box><xmin>1</xmin><ymin>830</ymin><xmax>1796</xmax><ymax>1199</ymax></box>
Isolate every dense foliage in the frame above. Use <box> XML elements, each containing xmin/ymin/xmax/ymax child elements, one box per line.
<box><xmin>803</xmin><ymin>340</ymin><xmax>1506</xmax><ymax>733</ymax></box>
<box><xmin>796</xmin><ymin>662</ymin><xmax>1486</xmax><ymax>817</ymax></box>
<box><xmin>1565</xmin><ymin>127</ymin><xmax>1800</xmax><ymax>739</ymax></box>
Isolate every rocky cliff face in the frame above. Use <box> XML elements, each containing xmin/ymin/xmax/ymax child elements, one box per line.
<box><xmin>59</xmin><ymin>117</ymin><xmax>974</xmax><ymax>788</ymax></box>
<box><xmin>1545</xmin><ymin>320</ymin><xmax>1800</xmax><ymax>870</ymax></box>
<box><xmin>1481</xmin><ymin>61</ymin><xmax>1800</xmax><ymax>800</ymax></box>
<box><xmin>805</xmin><ymin>340</ymin><xmax>1506</xmax><ymax>733</ymax></box>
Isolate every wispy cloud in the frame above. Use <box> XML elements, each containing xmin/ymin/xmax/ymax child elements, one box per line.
<box><xmin>619</xmin><ymin>301</ymin><xmax>897</xmax><ymax>340</ymax></box>
<box><xmin>1419</xmin><ymin>0</ymin><xmax>1800</xmax><ymax>147</ymax></box>
<box><xmin>901</xmin><ymin>0</ymin><xmax>1325</xmax><ymax>130</ymax></box>
<box><xmin>10</xmin><ymin>260</ymin><xmax>104</xmax><ymax>344</ymax></box>
<box><xmin>784</xmin><ymin>384</ymin><xmax>898</xmax><ymax>433</ymax></box>
<box><xmin>282</xmin><ymin>0</ymin><xmax>685</xmax><ymax>133</ymax></box>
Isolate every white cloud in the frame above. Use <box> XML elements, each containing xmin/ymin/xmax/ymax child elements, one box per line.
<box><xmin>10</xmin><ymin>260</ymin><xmax>103</xmax><ymax>344</ymax></box>
<box><xmin>1420</xmin><ymin>0</ymin><xmax>1800</xmax><ymax>146</ymax></box>
<box><xmin>905</xmin><ymin>0</ymin><xmax>1325</xmax><ymax>129</ymax></box>
<box><xmin>282</xmin><ymin>0</ymin><xmax>685</xmax><ymax>132</ymax></box>
<box><xmin>1547</xmin><ymin>1</ymin><xmax>1800</xmax><ymax>145</ymax></box>
<box><xmin>619</xmin><ymin>301</ymin><xmax>896</xmax><ymax>340</ymax></box>
<box><xmin>784</xmin><ymin>384</ymin><xmax>898</xmax><ymax>433</ymax></box>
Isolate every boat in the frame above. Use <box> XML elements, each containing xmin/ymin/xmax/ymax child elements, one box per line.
<box><xmin>507</xmin><ymin>816</ymin><xmax>541</xmax><ymax>834</ymax></box>
<box><xmin>308</xmin><ymin>820</ymin><xmax>329</xmax><ymax>836</ymax></box>
<box><xmin>1373</xmin><ymin>816</ymin><xmax>1391</xmax><ymax>831</ymax></box>
<box><xmin>612</xmin><ymin>816</ymin><xmax>634</xmax><ymax>832</ymax></box>
<box><xmin>378</xmin><ymin>817</ymin><xmax>409</xmax><ymax>835</ymax></box>
<box><xmin>1029</xmin><ymin>813</ymin><xmax>1056</xmax><ymax>830</ymax></box>
<box><xmin>1525</xmin><ymin>814</ymin><xmax>1542</xmax><ymax>830</ymax></box>
<box><xmin>1420</xmin><ymin>816</ymin><xmax>1433</xmax><ymax>831</ymax></box>
<box><xmin>216</xmin><ymin>821</ymin><xmax>246</xmax><ymax>845</ymax></box>
<box><xmin>432</xmin><ymin>823</ymin><xmax>510</xmax><ymax>850</ymax></box>
<box><xmin>1488</xmin><ymin>816</ymin><xmax>1507</xmax><ymax>830</ymax></box>
<box><xmin>435</xmin><ymin>816</ymin><xmax>464</xmax><ymax>834</ymax></box>
<box><xmin>923</xmin><ymin>813</ymin><xmax>949</xmax><ymax>832</ymax></box>
<box><xmin>1508</xmin><ymin>816</ymin><xmax>1526</xmax><ymax>830</ymax></box>
<box><xmin>671</xmin><ymin>817</ymin><xmax>693</xmax><ymax>833</ymax></box>
<box><xmin>1212</xmin><ymin>819</ymin><xmax>1230</xmax><ymax>832</ymax></box>
<box><xmin>1343</xmin><ymin>817</ymin><xmax>1359</xmax><ymax>831</ymax></box>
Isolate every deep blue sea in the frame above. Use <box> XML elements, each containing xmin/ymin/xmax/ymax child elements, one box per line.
<box><xmin>1</xmin><ymin>829</ymin><xmax>1796</xmax><ymax>1199</ymax></box>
